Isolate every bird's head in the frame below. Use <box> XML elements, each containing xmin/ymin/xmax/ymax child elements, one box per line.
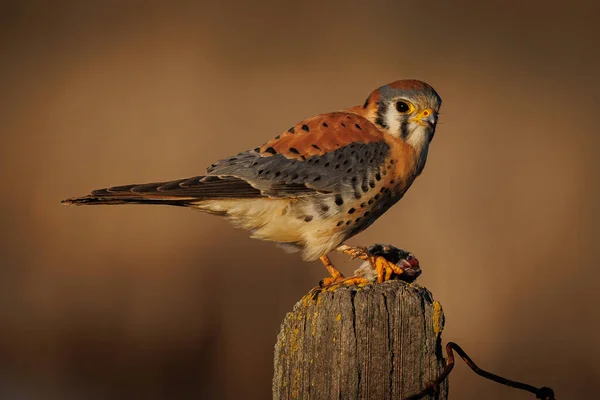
<box><xmin>356</xmin><ymin>80</ymin><xmax>442</xmax><ymax>150</ymax></box>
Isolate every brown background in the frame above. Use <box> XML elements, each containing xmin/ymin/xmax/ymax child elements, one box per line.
<box><xmin>1</xmin><ymin>1</ymin><xmax>599</xmax><ymax>399</ymax></box>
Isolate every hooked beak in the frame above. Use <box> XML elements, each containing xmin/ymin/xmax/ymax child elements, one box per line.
<box><xmin>410</xmin><ymin>108</ymin><xmax>437</xmax><ymax>129</ymax></box>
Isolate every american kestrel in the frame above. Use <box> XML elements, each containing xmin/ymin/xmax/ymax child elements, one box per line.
<box><xmin>63</xmin><ymin>79</ymin><xmax>441</xmax><ymax>287</ymax></box>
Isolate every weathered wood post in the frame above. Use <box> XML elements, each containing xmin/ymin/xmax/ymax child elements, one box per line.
<box><xmin>273</xmin><ymin>281</ymin><xmax>448</xmax><ymax>399</ymax></box>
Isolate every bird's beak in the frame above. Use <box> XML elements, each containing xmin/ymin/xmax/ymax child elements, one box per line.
<box><xmin>410</xmin><ymin>108</ymin><xmax>437</xmax><ymax>129</ymax></box>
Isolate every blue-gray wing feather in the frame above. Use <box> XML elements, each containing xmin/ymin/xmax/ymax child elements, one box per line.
<box><xmin>207</xmin><ymin>141</ymin><xmax>390</xmax><ymax>198</ymax></box>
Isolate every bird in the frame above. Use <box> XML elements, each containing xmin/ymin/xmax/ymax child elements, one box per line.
<box><xmin>62</xmin><ymin>79</ymin><xmax>442</xmax><ymax>287</ymax></box>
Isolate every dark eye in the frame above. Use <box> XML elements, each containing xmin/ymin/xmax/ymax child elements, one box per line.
<box><xmin>395</xmin><ymin>101</ymin><xmax>410</xmax><ymax>113</ymax></box>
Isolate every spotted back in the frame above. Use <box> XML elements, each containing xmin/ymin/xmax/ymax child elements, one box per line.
<box><xmin>258</xmin><ymin>112</ymin><xmax>383</xmax><ymax>160</ymax></box>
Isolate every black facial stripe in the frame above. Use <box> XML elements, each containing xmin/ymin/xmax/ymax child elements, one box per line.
<box><xmin>400</xmin><ymin>117</ymin><xmax>410</xmax><ymax>140</ymax></box>
<box><xmin>375</xmin><ymin>101</ymin><xmax>389</xmax><ymax>129</ymax></box>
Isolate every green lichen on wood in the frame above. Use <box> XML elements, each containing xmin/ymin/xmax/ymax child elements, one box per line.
<box><xmin>273</xmin><ymin>280</ymin><xmax>448</xmax><ymax>399</ymax></box>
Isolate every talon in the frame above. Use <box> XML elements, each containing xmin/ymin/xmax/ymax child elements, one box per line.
<box><xmin>321</xmin><ymin>275</ymin><xmax>371</xmax><ymax>291</ymax></box>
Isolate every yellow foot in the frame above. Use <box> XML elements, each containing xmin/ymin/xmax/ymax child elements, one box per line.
<box><xmin>336</xmin><ymin>244</ymin><xmax>421</xmax><ymax>283</ymax></box>
<box><xmin>318</xmin><ymin>254</ymin><xmax>345</xmax><ymax>287</ymax></box>
<box><xmin>318</xmin><ymin>275</ymin><xmax>371</xmax><ymax>292</ymax></box>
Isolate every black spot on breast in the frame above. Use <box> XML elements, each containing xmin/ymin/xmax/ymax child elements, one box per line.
<box><xmin>390</xmin><ymin>159</ymin><xmax>395</xmax><ymax>164</ymax></box>
<box><xmin>351</xmin><ymin>176</ymin><xmax>358</xmax><ymax>183</ymax></box>
<box><xmin>368</xmin><ymin>198</ymin><xmax>375</xmax><ymax>205</ymax></box>
<box><xmin>322</xmin><ymin>205</ymin><xmax>329</xmax><ymax>212</ymax></box>
<box><xmin>346</xmin><ymin>115</ymin><xmax>351</xmax><ymax>119</ymax></box>
<box><xmin>363</xmin><ymin>96</ymin><xmax>370</xmax><ymax>109</ymax></box>
<box><xmin>348</xmin><ymin>208</ymin><xmax>356</xmax><ymax>214</ymax></box>
<box><xmin>374</xmin><ymin>194</ymin><xmax>381</xmax><ymax>200</ymax></box>
<box><xmin>288</xmin><ymin>127</ymin><xmax>295</xmax><ymax>133</ymax></box>
<box><xmin>334</xmin><ymin>164</ymin><xmax>340</xmax><ymax>169</ymax></box>
<box><xmin>380</xmin><ymin>187</ymin><xmax>386</xmax><ymax>193</ymax></box>
<box><xmin>346</xmin><ymin>220</ymin><xmax>351</xmax><ymax>225</ymax></box>
<box><xmin>312</xmin><ymin>176</ymin><xmax>321</xmax><ymax>182</ymax></box>
<box><xmin>375</xmin><ymin>173</ymin><xmax>381</xmax><ymax>181</ymax></box>
<box><xmin>324</xmin><ymin>162</ymin><xmax>330</xmax><ymax>167</ymax></box>
<box><xmin>361</xmin><ymin>183</ymin><xmax>369</xmax><ymax>192</ymax></box>
<box><xmin>299</xmin><ymin>156</ymin><xmax>306</xmax><ymax>161</ymax></box>
<box><xmin>346</xmin><ymin>168</ymin><xmax>353</xmax><ymax>173</ymax></box>
<box><xmin>337</xmin><ymin>221</ymin><xmax>344</xmax><ymax>227</ymax></box>
<box><xmin>335</xmin><ymin>195</ymin><xmax>344</xmax><ymax>206</ymax></box>
<box><xmin>364</xmin><ymin>211</ymin><xmax>370</xmax><ymax>217</ymax></box>
<box><xmin>369</xmin><ymin>181</ymin><xmax>376</xmax><ymax>188</ymax></box>
<box><xmin>341</xmin><ymin>122</ymin><xmax>346</xmax><ymax>127</ymax></box>
<box><xmin>274</xmin><ymin>135</ymin><xmax>280</xmax><ymax>140</ymax></box>
<box><xmin>354</xmin><ymin>192</ymin><xmax>361</xmax><ymax>199</ymax></box>
<box><xmin>304</xmin><ymin>216</ymin><xmax>313</xmax><ymax>222</ymax></box>
<box><xmin>291</xmin><ymin>173</ymin><xmax>299</xmax><ymax>180</ymax></box>
<box><xmin>265</xmin><ymin>147</ymin><xmax>277</xmax><ymax>155</ymax></box>
<box><xmin>390</xmin><ymin>179</ymin><xmax>395</xmax><ymax>184</ymax></box>
<box><xmin>355</xmin><ymin>217</ymin><xmax>362</xmax><ymax>223</ymax></box>
<box><xmin>343</xmin><ymin>160</ymin><xmax>349</xmax><ymax>165</ymax></box>
<box><xmin>258</xmin><ymin>169</ymin><xmax>264</xmax><ymax>175</ymax></box>
<box><xmin>254</xmin><ymin>147</ymin><xmax>260</xmax><ymax>152</ymax></box>
<box><xmin>275</xmin><ymin>171</ymin><xmax>281</xmax><ymax>177</ymax></box>
<box><xmin>312</xmin><ymin>144</ymin><xmax>321</xmax><ymax>150</ymax></box>
<box><xmin>360</xmin><ymin>202</ymin><xmax>366</xmax><ymax>208</ymax></box>
<box><xmin>301</xmin><ymin>124</ymin><xmax>310</xmax><ymax>132</ymax></box>
<box><xmin>322</xmin><ymin>122</ymin><xmax>328</xmax><ymax>128</ymax></box>
<box><xmin>289</xmin><ymin>148</ymin><xmax>299</xmax><ymax>154</ymax></box>
<box><xmin>354</xmin><ymin>123</ymin><xmax>362</xmax><ymax>130</ymax></box>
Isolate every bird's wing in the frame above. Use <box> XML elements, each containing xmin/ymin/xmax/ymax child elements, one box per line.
<box><xmin>62</xmin><ymin>112</ymin><xmax>390</xmax><ymax>205</ymax></box>
<box><xmin>207</xmin><ymin>111</ymin><xmax>390</xmax><ymax>197</ymax></box>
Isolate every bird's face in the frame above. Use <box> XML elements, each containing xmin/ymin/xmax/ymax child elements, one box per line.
<box><xmin>360</xmin><ymin>80</ymin><xmax>442</xmax><ymax>150</ymax></box>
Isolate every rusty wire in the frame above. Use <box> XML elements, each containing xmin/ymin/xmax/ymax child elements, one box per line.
<box><xmin>403</xmin><ymin>341</ymin><xmax>555</xmax><ymax>400</ymax></box>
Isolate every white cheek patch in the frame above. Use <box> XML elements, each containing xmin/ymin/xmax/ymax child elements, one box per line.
<box><xmin>406</xmin><ymin>125</ymin><xmax>429</xmax><ymax>151</ymax></box>
<box><xmin>384</xmin><ymin>106</ymin><xmax>402</xmax><ymax>138</ymax></box>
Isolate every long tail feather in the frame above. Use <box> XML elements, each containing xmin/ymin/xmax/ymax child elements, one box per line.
<box><xmin>61</xmin><ymin>175</ymin><xmax>263</xmax><ymax>206</ymax></box>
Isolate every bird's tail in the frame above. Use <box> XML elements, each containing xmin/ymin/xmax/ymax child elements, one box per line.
<box><xmin>61</xmin><ymin>175</ymin><xmax>263</xmax><ymax>207</ymax></box>
<box><xmin>61</xmin><ymin>183</ymin><xmax>195</xmax><ymax>207</ymax></box>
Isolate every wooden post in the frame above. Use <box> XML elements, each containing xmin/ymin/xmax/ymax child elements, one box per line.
<box><xmin>273</xmin><ymin>281</ymin><xmax>448</xmax><ymax>400</ymax></box>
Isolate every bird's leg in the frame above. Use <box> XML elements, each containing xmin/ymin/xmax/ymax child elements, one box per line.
<box><xmin>315</xmin><ymin>246</ymin><xmax>372</xmax><ymax>289</ymax></box>
<box><xmin>335</xmin><ymin>244</ymin><xmax>395</xmax><ymax>283</ymax></box>
<box><xmin>318</xmin><ymin>255</ymin><xmax>346</xmax><ymax>287</ymax></box>
<box><xmin>335</xmin><ymin>244</ymin><xmax>371</xmax><ymax>261</ymax></box>
<box><xmin>336</xmin><ymin>244</ymin><xmax>421</xmax><ymax>283</ymax></box>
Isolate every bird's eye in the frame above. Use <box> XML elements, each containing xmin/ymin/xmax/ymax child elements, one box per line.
<box><xmin>396</xmin><ymin>101</ymin><xmax>410</xmax><ymax>113</ymax></box>
<box><xmin>395</xmin><ymin>101</ymin><xmax>410</xmax><ymax>113</ymax></box>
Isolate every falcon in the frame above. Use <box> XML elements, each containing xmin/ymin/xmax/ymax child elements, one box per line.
<box><xmin>63</xmin><ymin>80</ymin><xmax>442</xmax><ymax>287</ymax></box>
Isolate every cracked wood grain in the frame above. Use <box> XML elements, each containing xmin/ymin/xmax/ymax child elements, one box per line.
<box><xmin>273</xmin><ymin>281</ymin><xmax>448</xmax><ymax>400</ymax></box>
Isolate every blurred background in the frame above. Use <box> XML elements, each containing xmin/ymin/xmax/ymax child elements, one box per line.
<box><xmin>1</xmin><ymin>0</ymin><xmax>599</xmax><ymax>399</ymax></box>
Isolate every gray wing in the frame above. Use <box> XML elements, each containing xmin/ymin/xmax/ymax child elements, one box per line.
<box><xmin>62</xmin><ymin>142</ymin><xmax>390</xmax><ymax>205</ymax></box>
<box><xmin>206</xmin><ymin>141</ymin><xmax>390</xmax><ymax>198</ymax></box>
